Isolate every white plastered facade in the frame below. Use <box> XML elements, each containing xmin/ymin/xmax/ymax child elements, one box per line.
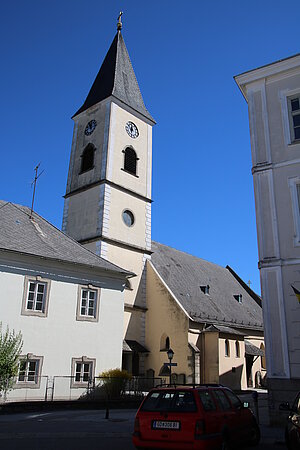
<box><xmin>0</xmin><ymin>251</ymin><xmax>125</xmax><ymax>402</ymax></box>
<box><xmin>235</xmin><ymin>54</ymin><xmax>300</xmax><ymax>417</ymax></box>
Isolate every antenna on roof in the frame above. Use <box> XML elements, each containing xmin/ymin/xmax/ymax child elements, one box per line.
<box><xmin>117</xmin><ymin>11</ymin><xmax>123</xmax><ymax>31</ymax></box>
<box><xmin>247</xmin><ymin>280</ymin><xmax>252</xmax><ymax>288</ymax></box>
<box><xmin>30</xmin><ymin>163</ymin><xmax>44</xmax><ymax>219</ymax></box>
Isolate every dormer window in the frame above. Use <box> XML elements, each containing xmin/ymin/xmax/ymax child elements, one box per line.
<box><xmin>80</xmin><ymin>144</ymin><xmax>95</xmax><ymax>173</ymax></box>
<box><xmin>200</xmin><ymin>285</ymin><xmax>210</xmax><ymax>295</ymax></box>
<box><xmin>123</xmin><ymin>147</ymin><xmax>138</xmax><ymax>176</ymax></box>
<box><xmin>234</xmin><ymin>294</ymin><xmax>242</xmax><ymax>303</ymax></box>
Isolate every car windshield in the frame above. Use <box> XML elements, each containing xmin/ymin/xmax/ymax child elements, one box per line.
<box><xmin>141</xmin><ymin>390</ymin><xmax>197</xmax><ymax>412</ymax></box>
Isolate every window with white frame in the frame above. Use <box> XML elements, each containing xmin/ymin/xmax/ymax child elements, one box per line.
<box><xmin>76</xmin><ymin>286</ymin><xmax>100</xmax><ymax>322</ymax></box>
<box><xmin>18</xmin><ymin>360</ymin><xmax>38</xmax><ymax>383</ymax></box>
<box><xmin>289</xmin><ymin>177</ymin><xmax>300</xmax><ymax>245</ymax></box>
<box><xmin>21</xmin><ymin>277</ymin><xmax>50</xmax><ymax>317</ymax></box>
<box><xmin>75</xmin><ymin>362</ymin><xmax>92</xmax><ymax>382</ymax></box>
<box><xmin>16</xmin><ymin>355</ymin><xmax>43</xmax><ymax>388</ymax></box>
<box><xmin>71</xmin><ymin>357</ymin><xmax>95</xmax><ymax>387</ymax></box>
<box><xmin>81</xmin><ymin>289</ymin><xmax>96</xmax><ymax>316</ymax></box>
<box><xmin>288</xmin><ymin>95</ymin><xmax>300</xmax><ymax>142</ymax></box>
<box><xmin>26</xmin><ymin>281</ymin><xmax>47</xmax><ymax>311</ymax></box>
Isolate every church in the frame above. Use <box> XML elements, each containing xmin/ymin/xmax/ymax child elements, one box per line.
<box><xmin>62</xmin><ymin>16</ymin><xmax>264</xmax><ymax>390</ymax></box>
<box><xmin>0</xmin><ymin>17</ymin><xmax>264</xmax><ymax>402</ymax></box>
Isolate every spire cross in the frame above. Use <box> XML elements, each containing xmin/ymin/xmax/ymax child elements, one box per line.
<box><xmin>30</xmin><ymin>163</ymin><xmax>44</xmax><ymax>218</ymax></box>
<box><xmin>247</xmin><ymin>280</ymin><xmax>252</xmax><ymax>289</ymax></box>
<box><xmin>117</xmin><ymin>11</ymin><xmax>123</xmax><ymax>31</ymax></box>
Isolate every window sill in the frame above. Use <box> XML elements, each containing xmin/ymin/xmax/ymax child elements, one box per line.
<box><xmin>76</xmin><ymin>315</ymin><xmax>98</xmax><ymax>323</ymax></box>
<box><xmin>121</xmin><ymin>168</ymin><xmax>139</xmax><ymax>178</ymax></box>
<box><xmin>70</xmin><ymin>381</ymin><xmax>91</xmax><ymax>389</ymax></box>
<box><xmin>79</xmin><ymin>166</ymin><xmax>95</xmax><ymax>175</ymax></box>
<box><xmin>21</xmin><ymin>310</ymin><xmax>47</xmax><ymax>318</ymax></box>
<box><xmin>15</xmin><ymin>382</ymin><xmax>41</xmax><ymax>389</ymax></box>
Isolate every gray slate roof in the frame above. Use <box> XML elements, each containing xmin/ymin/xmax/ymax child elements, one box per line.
<box><xmin>245</xmin><ymin>340</ymin><xmax>264</xmax><ymax>356</ymax></box>
<box><xmin>73</xmin><ymin>31</ymin><xmax>155</xmax><ymax>123</ymax></box>
<box><xmin>0</xmin><ymin>201</ymin><xmax>131</xmax><ymax>276</ymax></box>
<box><xmin>151</xmin><ymin>241</ymin><xmax>263</xmax><ymax>331</ymax></box>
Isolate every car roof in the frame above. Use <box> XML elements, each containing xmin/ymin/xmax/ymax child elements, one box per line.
<box><xmin>151</xmin><ymin>384</ymin><xmax>227</xmax><ymax>390</ymax></box>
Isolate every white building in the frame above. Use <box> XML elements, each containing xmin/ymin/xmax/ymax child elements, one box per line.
<box><xmin>0</xmin><ymin>201</ymin><xmax>132</xmax><ymax>401</ymax></box>
<box><xmin>235</xmin><ymin>54</ymin><xmax>300</xmax><ymax>420</ymax></box>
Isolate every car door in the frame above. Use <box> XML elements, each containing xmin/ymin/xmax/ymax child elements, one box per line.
<box><xmin>223</xmin><ymin>389</ymin><xmax>252</xmax><ymax>440</ymax></box>
<box><xmin>198</xmin><ymin>389</ymin><xmax>223</xmax><ymax>445</ymax></box>
<box><xmin>212</xmin><ymin>389</ymin><xmax>239</xmax><ymax>443</ymax></box>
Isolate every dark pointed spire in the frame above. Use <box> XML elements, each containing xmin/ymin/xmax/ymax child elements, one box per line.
<box><xmin>73</xmin><ymin>26</ymin><xmax>155</xmax><ymax>123</ymax></box>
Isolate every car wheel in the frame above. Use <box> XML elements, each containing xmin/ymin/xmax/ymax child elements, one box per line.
<box><xmin>248</xmin><ymin>422</ymin><xmax>261</xmax><ymax>446</ymax></box>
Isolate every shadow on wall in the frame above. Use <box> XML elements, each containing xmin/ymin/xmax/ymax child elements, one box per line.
<box><xmin>123</xmin><ymin>266</ymin><xmax>147</xmax><ymax>376</ymax></box>
<box><xmin>219</xmin><ymin>364</ymin><xmax>243</xmax><ymax>390</ymax></box>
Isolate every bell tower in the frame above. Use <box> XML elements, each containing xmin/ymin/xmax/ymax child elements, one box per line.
<box><xmin>62</xmin><ymin>16</ymin><xmax>155</xmax><ymax>375</ymax></box>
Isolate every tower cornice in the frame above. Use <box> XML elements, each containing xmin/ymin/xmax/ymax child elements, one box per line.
<box><xmin>64</xmin><ymin>178</ymin><xmax>153</xmax><ymax>204</ymax></box>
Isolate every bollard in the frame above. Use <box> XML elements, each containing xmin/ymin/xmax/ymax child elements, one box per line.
<box><xmin>252</xmin><ymin>391</ymin><xmax>259</xmax><ymax>424</ymax></box>
<box><xmin>105</xmin><ymin>396</ymin><xmax>110</xmax><ymax>419</ymax></box>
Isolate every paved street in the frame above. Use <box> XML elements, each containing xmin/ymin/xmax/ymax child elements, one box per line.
<box><xmin>0</xmin><ymin>407</ymin><xmax>286</xmax><ymax>450</ymax></box>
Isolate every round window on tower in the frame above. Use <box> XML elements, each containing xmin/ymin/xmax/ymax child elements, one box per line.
<box><xmin>122</xmin><ymin>210</ymin><xmax>135</xmax><ymax>227</ymax></box>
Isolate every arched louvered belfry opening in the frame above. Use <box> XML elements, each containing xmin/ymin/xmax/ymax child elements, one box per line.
<box><xmin>80</xmin><ymin>143</ymin><xmax>95</xmax><ymax>173</ymax></box>
<box><xmin>123</xmin><ymin>147</ymin><xmax>138</xmax><ymax>175</ymax></box>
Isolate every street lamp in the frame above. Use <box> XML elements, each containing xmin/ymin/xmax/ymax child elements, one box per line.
<box><xmin>166</xmin><ymin>348</ymin><xmax>174</xmax><ymax>384</ymax></box>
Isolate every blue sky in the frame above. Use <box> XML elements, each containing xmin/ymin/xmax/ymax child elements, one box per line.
<box><xmin>1</xmin><ymin>0</ymin><xmax>299</xmax><ymax>294</ymax></box>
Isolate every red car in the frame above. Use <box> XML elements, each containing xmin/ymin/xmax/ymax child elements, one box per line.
<box><xmin>132</xmin><ymin>384</ymin><xmax>260</xmax><ymax>449</ymax></box>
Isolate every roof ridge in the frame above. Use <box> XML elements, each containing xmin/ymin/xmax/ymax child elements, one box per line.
<box><xmin>114</xmin><ymin>32</ymin><xmax>150</xmax><ymax>117</ymax></box>
<box><xmin>3</xmin><ymin>201</ymin><xmax>32</xmax><ymax>217</ymax></box>
<box><xmin>152</xmin><ymin>240</ymin><xmax>226</xmax><ymax>270</ymax></box>
<box><xmin>0</xmin><ymin>201</ymin><xmax>11</xmax><ymax>211</ymax></box>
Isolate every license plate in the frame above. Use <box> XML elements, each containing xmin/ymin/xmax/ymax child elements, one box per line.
<box><xmin>152</xmin><ymin>420</ymin><xmax>180</xmax><ymax>430</ymax></box>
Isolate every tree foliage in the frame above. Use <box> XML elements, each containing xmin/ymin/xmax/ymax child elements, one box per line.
<box><xmin>0</xmin><ymin>323</ymin><xmax>23</xmax><ymax>396</ymax></box>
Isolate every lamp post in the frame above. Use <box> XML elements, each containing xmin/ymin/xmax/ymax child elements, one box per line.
<box><xmin>167</xmin><ymin>348</ymin><xmax>174</xmax><ymax>385</ymax></box>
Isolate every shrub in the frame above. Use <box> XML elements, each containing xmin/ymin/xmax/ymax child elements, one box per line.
<box><xmin>99</xmin><ymin>368</ymin><xmax>132</xmax><ymax>399</ymax></box>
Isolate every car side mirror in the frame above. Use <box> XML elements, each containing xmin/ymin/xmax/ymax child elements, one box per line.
<box><xmin>243</xmin><ymin>402</ymin><xmax>249</xmax><ymax>408</ymax></box>
<box><xmin>279</xmin><ymin>402</ymin><xmax>290</xmax><ymax>411</ymax></box>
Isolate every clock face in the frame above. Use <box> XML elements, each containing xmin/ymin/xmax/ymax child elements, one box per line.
<box><xmin>85</xmin><ymin>120</ymin><xmax>97</xmax><ymax>136</ymax></box>
<box><xmin>125</xmin><ymin>121</ymin><xmax>139</xmax><ymax>139</ymax></box>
